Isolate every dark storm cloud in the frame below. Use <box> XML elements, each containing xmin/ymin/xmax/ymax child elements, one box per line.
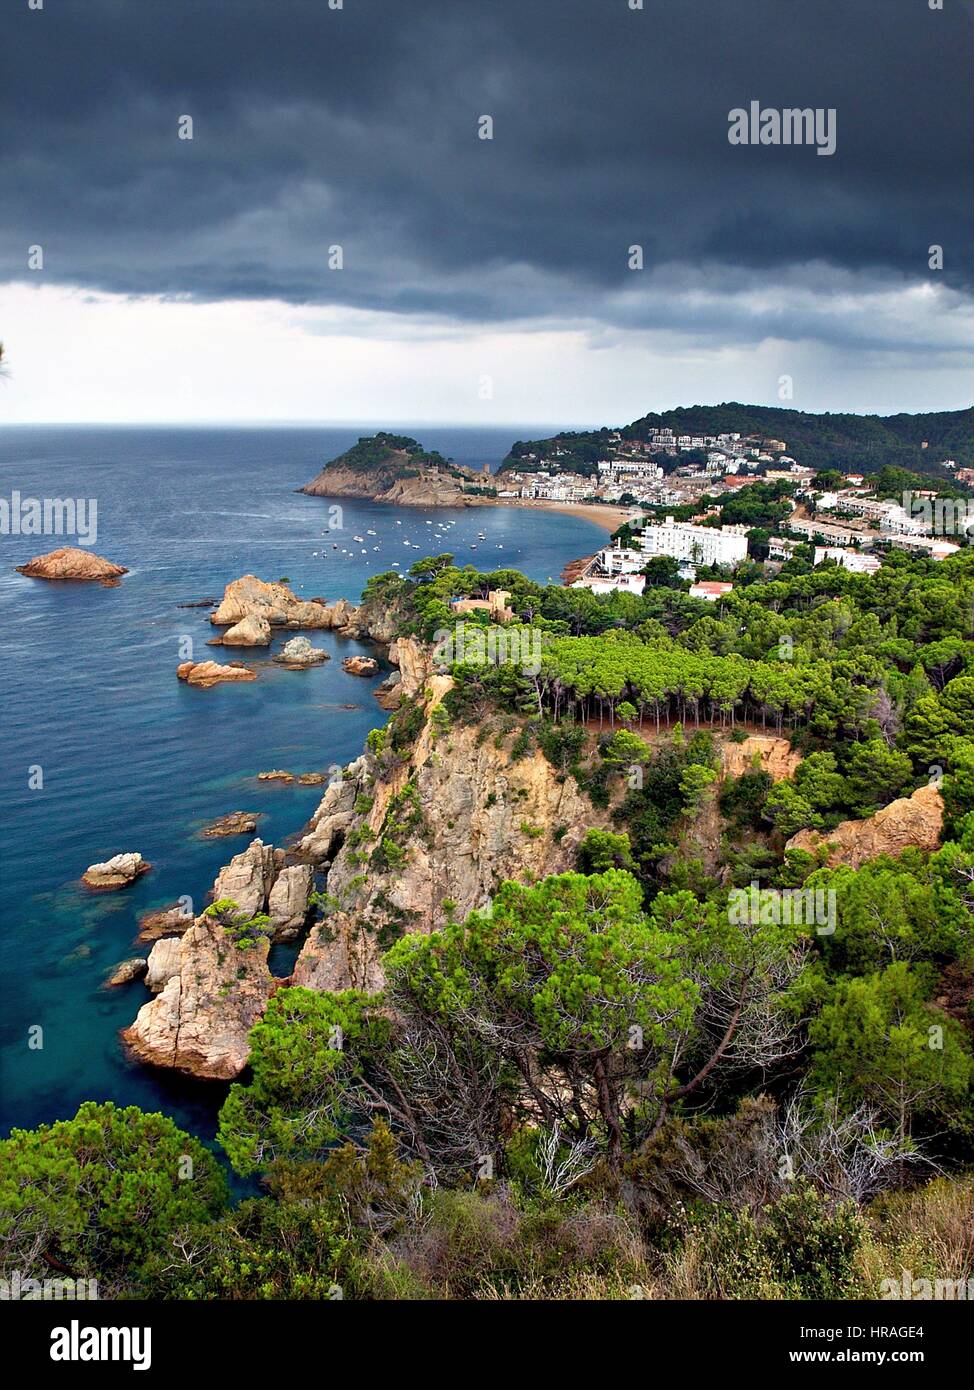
<box><xmin>1</xmin><ymin>0</ymin><xmax>972</xmax><ymax>326</ymax></box>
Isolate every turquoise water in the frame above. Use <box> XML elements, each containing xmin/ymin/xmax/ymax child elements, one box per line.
<box><xmin>0</xmin><ymin>426</ymin><xmax>605</xmax><ymax>1143</ymax></box>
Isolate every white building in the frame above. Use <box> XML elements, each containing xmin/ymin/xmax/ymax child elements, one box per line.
<box><xmin>689</xmin><ymin>580</ymin><xmax>734</xmax><ymax>602</ymax></box>
<box><xmin>814</xmin><ymin>546</ymin><xmax>882</xmax><ymax>575</ymax></box>
<box><xmin>636</xmin><ymin>516</ymin><xmax>749</xmax><ymax>567</ymax></box>
<box><xmin>768</xmin><ymin>536</ymin><xmax>800</xmax><ymax>561</ymax></box>
<box><xmin>884</xmin><ymin>535</ymin><xmax>961</xmax><ymax>561</ymax></box>
<box><xmin>597</xmin><ymin>545</ymin><xmax>646</xmax><ymax>575</ymax></box>
<box><xmin>787</xmin><ymin>518</ymin><xmax>875</xmax><ymax>548</ymax></box>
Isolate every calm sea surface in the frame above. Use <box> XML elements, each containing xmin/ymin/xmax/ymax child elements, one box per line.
<box><xmin>0</xmin><ymin>426</ymin><xmax>605</xmax><ymax>1145</ymax></box>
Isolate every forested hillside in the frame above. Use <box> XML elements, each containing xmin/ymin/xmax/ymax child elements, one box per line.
<box><xmin>503</xmin><ymin>403</ymin><xmax>974</xmax><ymax>477</ymax></box>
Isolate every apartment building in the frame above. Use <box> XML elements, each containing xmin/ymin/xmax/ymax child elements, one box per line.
<box><xmin>637</xmin><ymin>516</ymin><xmax>749</xmax><ymax>567</ymax></box>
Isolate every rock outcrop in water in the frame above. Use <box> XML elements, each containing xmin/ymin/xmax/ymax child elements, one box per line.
<box><xmin>210</xmin><ymin>838</ymin><xmax>314</xmax><ymax>942</ymax></box>
<box><xmin>137</xmin><ymin>904</ymin><xmax>193</xmax><ymax>943</ymax></box>
<box><xmin>211</xmin><ymin>838</ymin><xmax>280</xmax><ymax>919</ymax></box>
<box><xmin>786</xmin><ymin>784</ymin><xmax>945</xmax><ymax>868</ymax></box>
<box><xmin>123</xmin><ymin>837</ymin><xmax>315</xmax><ymax>1078</ymax></box>
<box><xmin>16</xmin><ymin>546</ymin><xmax>127</xmax><ymax>581</ymax></box>
<box><xmin>104</xmin><ymin>958</ymin><xmax>148</xmax><ymax>988</ymax></box>
<box><xmin>342</xmin><ymin>655</ymin><xmax>379</xmax><ymax>677</ymax></box>
<box><xmin>201</xmin><ymin>811</ymin><xmax>262</xmax><ymax>838</ymax></box>
<box><xmin>176</xmin><ymin>659</ymin><xmax>257</xmax><ymax>687</ymax></box>
<box><xmin>210</xmin><ymin>614</ymin><xmax>272</xmax><ymax>647</ymax></box>
<box><xmin>122</xmin><ymin>913</ymin><xmax>276</xmax><ymax>1080</ymax></box>
<box><xmin>274</xmin><ymin>636</ymin><xmax>329</xmax><ymax>667</ymax></box>
<box><xmin>82</xmin><ymin>852</ymin><xmax>150</xmax><ymax>890</ymax></box>
<box><xmin>210</xmin><ymin>574</ymin><xmax>355</xmax><ymax>633</ymax></box>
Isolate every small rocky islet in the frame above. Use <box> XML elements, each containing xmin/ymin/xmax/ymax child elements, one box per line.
<box><xmin>16</xmin><ymin>545</ymin><xmax>128</xmax><ymax>582</ymax></box>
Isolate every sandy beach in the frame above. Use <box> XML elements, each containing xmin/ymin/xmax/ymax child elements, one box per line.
<box><xmin>497</xmin><ymin>499</ymin><xmax>640</xmax><ymax>533</ymax></box>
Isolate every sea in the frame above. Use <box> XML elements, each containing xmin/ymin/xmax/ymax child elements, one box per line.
<box><xmin>0</xmin><ymin>425</ymin><xmax>608</xmax><ymax>1148</ymax></box>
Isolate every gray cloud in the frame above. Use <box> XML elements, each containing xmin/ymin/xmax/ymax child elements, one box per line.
<box><xmin>1</xmin><ymin>0</ymin><xmax>973</xmax><ymax>331</ymax></box>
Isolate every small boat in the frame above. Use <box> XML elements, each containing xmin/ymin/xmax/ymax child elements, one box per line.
<box><xmin>366</xmin><ymin>529</ymin><xmax>377</xmax><ymax>536</ymax></box>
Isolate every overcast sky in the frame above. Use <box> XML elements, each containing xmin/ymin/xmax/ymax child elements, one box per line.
<box><xmin>1</xmin><ymin>0</ymin><xmax>972</xmax><ymax>426</ymax></box>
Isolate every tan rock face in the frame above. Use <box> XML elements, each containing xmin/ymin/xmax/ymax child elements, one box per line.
<box><xmin>267</xmin><ymin>864</ymin><xmax>314</xmax><ymax>940</ymax></box>
<box><xmin>122</xmin><ymin>915</ymin><xmax>274</xmax><ymax>1080</ymax></box>
<box><xmin>786</xmin><ymin>784</ymin><xmax>945</xmax><ymax>868</ymax></box>
<box><xmin>213</xmin><ymin>614</ymin><xmax>272</xmax><ymax>646</ymax></box>
<box><xmin>176</xmin><ymin>660</ymin><xmax>256</xmax><ymax>687</ymax></box>
<box><xmin>82</xmin><ymin>852</ymin><xmax>150</xmax><ymax>890</ymax></box>
<box><xmin>721</xmin><ymin>736</ymin><xmax>803</xmax><ymax>783</ymax></box>
<box><xmin>145</xmin><ymin>936</ymin><xmax>183</xmax><ymax>992</ymax></box>
<box><xmin>296</xmin><ymin>759</ymin><xmax>368</xmax><ymax>861</ymax></box>
<box><xmin>211</xmin><ymin>838</ymin><xmax>279</xmax><ymax>918</ymax></box>
<box><xmin>16</xmin><ymin>546</ymin><xmax>127</xmax><ymax>580</ymax></box>
<box><xmin>293</xmin><ymin>714</ymin><xmax>610</xmax><ymax>995</ymax></box>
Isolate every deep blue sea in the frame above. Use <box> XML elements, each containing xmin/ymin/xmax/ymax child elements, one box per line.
<box><xmin>0</xmin><ymin>426</ymin><xmax>606</xmax><ymax>1147</ymax></box>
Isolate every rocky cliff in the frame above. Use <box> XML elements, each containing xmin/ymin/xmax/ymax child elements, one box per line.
<box><xmin>786</xmin><ymin>783</ymin><xmax>945</xmax><ymax>868</ymax></box>
<box><xmin>292</xmin><ymin>670</ymin><xmax>610</xmax><ymax>994</ymax></box>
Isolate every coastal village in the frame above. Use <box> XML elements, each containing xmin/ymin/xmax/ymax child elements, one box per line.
<box><xmin>535</xmin><ymin>429</ymin><xmax>968</xmax><ymax>598</ymax></box>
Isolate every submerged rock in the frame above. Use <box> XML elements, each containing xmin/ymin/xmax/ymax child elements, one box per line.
<box><xmin>201</xmin><ymin>811</ymin><xmax>262</xmax><ymax>838</ymax></box>
<box><xmin>82</xmin><ymin>852</ymin><xmax>150</xmax><ymax>891</ymax></box>
<box><xmin>16</xmin><ymin>546</ymin><xmax>127</xmax><ymax>581</ymax></box>
<box><xmin>104</xmin><ymin>958</ymin><xmax>148</xmax><ymax>988</ymax></box>
<box><xmin>176</xmin><ymin>660</ymin><xmax>256</xmax><ymax>687</ymax></box>
<box><xmin>136</xmin><ymin>904</ymin><xmax>193</xmax><ymax>943</ymax></box>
